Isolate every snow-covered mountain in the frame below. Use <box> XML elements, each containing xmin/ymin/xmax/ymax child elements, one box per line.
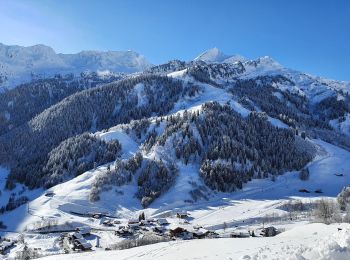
<box><xmin>0</xmin><ymin>43</ymin><xmax>151</xmax><ymax>89</ymax></box>
<box><xmin>194</xmin><ymin>47</ymin><xmax>246</xmax><ymax>63</ymax></box>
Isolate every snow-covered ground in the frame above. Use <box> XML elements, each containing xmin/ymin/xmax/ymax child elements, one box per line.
<box><xmin>41</xmin><ymin>223</ymin><xmax>350</xmax><ymax>260</ymax></box>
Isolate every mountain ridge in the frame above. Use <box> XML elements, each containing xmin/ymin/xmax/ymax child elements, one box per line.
<box><xmin>0</xmin><ymin>43</ymin><xmax>152</xmax><ymax>89</ymax></box>
<box><xmin>194</xmin><ymin>47</ymin><xmax>247</xmax><ymax>63</ymax></box>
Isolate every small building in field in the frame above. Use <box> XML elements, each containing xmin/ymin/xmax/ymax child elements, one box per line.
<box><xmin>102</xmin><ymin>219</ymin><xmax>114</xmax><ymax>227</ymax></box>
<box><xmin>45</xmin><ymin>191</ymin><xmax>55</xmax><ymax>197</ymax></box>
<box><xmin>113</xmin><ymin>219</ymin><xmax>121</xmax><ymax>224</ymax></box>
<box><xmin>192</xmin><ymin>228</ymin><xmax>210</xmax><ymax>239</ymax></box>
<box><xmin>176</xmin><ymin>211</ymin><xmax>189</xmax><ymax>219</ymax></box>
<box><xmin>260</xmin><ymin>226</ymin><xmax>278</xmax><ymax>237</ymax></box>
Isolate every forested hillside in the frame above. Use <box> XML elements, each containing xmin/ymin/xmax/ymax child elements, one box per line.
<box><xmin>0</xmin><ymin>54</ymin><xmax>349</xmax><ymax>207</ymax></box>
<box><xmin>0</xmin><ymin>72</ymin><xmax>124</xmax><ymax>135</ymax></box>
<box><xmin>0</xmin><ymin>75</ymin><xmax>192</xmax><ymax>189</ymax></box>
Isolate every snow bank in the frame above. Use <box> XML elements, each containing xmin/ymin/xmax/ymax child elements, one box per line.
<box><xmin>302</xmin><ymin>227</ymin><xmax>350</xmax><ymax>260</ymax></box>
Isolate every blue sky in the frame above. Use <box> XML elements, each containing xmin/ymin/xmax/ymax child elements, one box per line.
<box><xmin>0</xmin><ymin>0</ymin><xmax>349</xmax><ymax>81</ymax></box>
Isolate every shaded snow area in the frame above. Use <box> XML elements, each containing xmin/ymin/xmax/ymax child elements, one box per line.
<box><xmin>330</xmin><ymin>113</ymin><xmax>350</xmax><ymax>136</ymax></box>
<box><xmin>41</xmin><ymin>223</ymin><xmax>350</xmax><ymax>260</ymax></box>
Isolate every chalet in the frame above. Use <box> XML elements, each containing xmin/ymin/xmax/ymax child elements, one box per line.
<box><xmin>170</xmin><ymin>226</ymin><xmax>186</xmax><ymax>237</ymax></box>
<box><xmin>102</xmin><ymin>219</ymin><xmax>114</xmax><ymax>227</ymax></box>
<box><xmin>153</xmin><ymin>226</ymin><xmax>166</xmax><ymax>234</ymax></box>
<box><xmin>71</xmin><ymin>232</ymin><xmax>83</xmax><ymax>240</ymax></box>
<box><xmin>115</xmin><ymin>228</ymin><xmax>133</xmax><ymax>237</ymax></box>
<box><xmin>176</xmin><ymin>211</ymin><xmax>189</xmax><ymax>219</ymax></box>
<box><xmin>141</xmin><ymin>226</ymin><xmax>150</xmax><ymax>232</ymax></box>
<box><xmin>157</xmin><ymin>218</ymin><xmax>169</xmax><ymax>225</ymax></box>
<box><xmin>73</xmin><ymin>238</ymin><xmax>92</xmax><ymax>251</ymax></box>
<box><xmin>75</xmin><ymin>226</ymin><xmax>91</xmax><ymax>236</ymax></box>
<box><xmin>260</xmin><ymin>226</ymin><xmax>277</xmax><ymax>237</ymax></box>
<box><xmin>170</xmin><ymin>226</ymin><xmax>194</xmax><ymax>239</ymax></box>
<box><xmin>192</xmin><ymin>228</ymin><xmax>210</xmax><ymax>239</ymax></box>
<box><xmin>68</xmin><ymin>232</ymin><xmax>92</xmax><ymax>251</ymax></box>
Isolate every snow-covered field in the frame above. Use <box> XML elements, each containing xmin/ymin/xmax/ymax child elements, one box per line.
<box><xmin>41</xmin><ymin>223</ymin><xmax>350</xmax><ymax>260</ymax></box>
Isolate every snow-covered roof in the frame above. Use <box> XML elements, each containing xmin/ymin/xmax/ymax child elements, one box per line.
<box><xmin>75</xmin><ymin>238</ymin><xmax>92</xmax><ymax>249</ymax></box>
<box><xmin>157</xmin><ymin>218</ymin><xmax>169</xmax><ymax>224</ymax></box>
<box><xmin>76</xmin><ymin>226</ymin><xmax>91</xmax><ymax>234</ymax></box>
<box><xmin>72</xmin><ymin>232</ymin><xmax>83</xmax><ymax>239</ymax></box>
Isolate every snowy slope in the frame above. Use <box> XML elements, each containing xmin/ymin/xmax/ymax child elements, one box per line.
<box><xmin>194</xmin><ymin>47</ymin><xmax>247</xmax><ymax>63</ymax></box>
<box><xmin>2</xmin><ymin>134</ymin><xmax>349</xmax><ymax>232</ymax></box>
<box><xmin>0</xmin><ymin>43</ymin><xmax>151</xmax><ymax>89</ymax></box>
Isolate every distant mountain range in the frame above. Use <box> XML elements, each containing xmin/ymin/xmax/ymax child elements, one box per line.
<box><xmin>0</xmin><ymin>43</ymin><xmax>151</xmax><ymax>89</ymax></box>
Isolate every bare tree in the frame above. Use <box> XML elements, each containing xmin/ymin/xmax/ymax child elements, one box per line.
<box><xmin>313</xmin><ymin>199</ymin><xmax>340</xmax><ymax>224</ymax></box>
